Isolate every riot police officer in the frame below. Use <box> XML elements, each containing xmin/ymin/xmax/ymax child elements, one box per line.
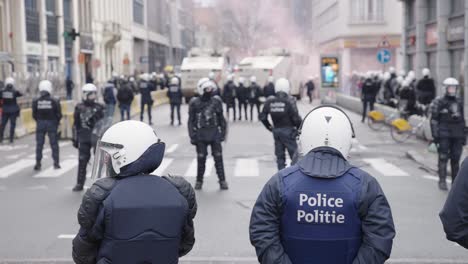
<box><xmin>263</xmin><ymin>76</ymin><xmax>275</xmax><ymax>98</ymax></box>
<box><xmin>73</xmin><ymin>120</ymin><xmax>197</xmax><ymax>263</ymax></box>
<box><xmin>32</xmin><ymin>80</ymin><xmax>62</xmax><ymax>170</ymax></box>
<box><xmin>139</xmin><ymin>73</ymin><xmax>156</xmax><ymax>125</ymax></box>
<box><xmin>259</xmin><ymin>78</ymin><xmax>302</xmax><ymax>170</ymax></box>
<box><xmin>222</xmin><ymin>74</ymin><xmax>237</xmax><ymax>121</ymax></box>
<box><xmin>167</xmin><ymin>77</ymin><xmax>183</xmax><ymax>126</ymax></box>
<box><xmin>305</xmin><ymin>76</ymin><xmax>315</xmax><ymax>104</ymax></box>
<box><xmin>188</xmin><ymin>78</ymin><xmax>228</xmax><ymax>190</ymax></box>
<box><xmin>430</xmin><ymin>78</ymin><xmax>466</xmax><ymax>191</ymax></box>
<box><xmin>250</xmin><ymin>106</ymin><xmax>395</xmax><ymax>264</ymax></box>
<box><xmin>248</xmin><ymin>76</ymin><xmax>262</xmax><ymax>121</ymax></box>
<box><xmin>361</xmin><ymin>72</ymin><xmax>377</xmax><ymax>123</ymax></box>
<box><xmin>72</xmin><ymin>84</ymin><xmax>105</xmax><ymax>191</ymax></box>
<box><xmin>0</xmin><ymin>77</ymin><xmax>22</xmax><ymax>144</ymax></box>
<box><xmin>416</xmin><ymin>68</ymin><xmax>436</xmax><ymax>106</ymax></box>
<box><xmin>236</xmin><ymin>77</ymin><xmax>248</xmax><ymax>121</ymax></box>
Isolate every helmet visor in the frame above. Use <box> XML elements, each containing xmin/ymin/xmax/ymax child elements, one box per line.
<box><xmin>447</xmin><ymin>86</ymin><xmax>458</xmax><ymax>96</ymax></box>
<box><xmin>91</xmin><ymin>140</ymin><xmax>124</xmax><ymax>181</ymax></box>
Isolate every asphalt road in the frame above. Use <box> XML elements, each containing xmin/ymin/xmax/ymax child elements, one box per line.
<box><xmin>0</xmin><ymin>100</ymin><xmax>467</xmax><ymax>263</ymax></box>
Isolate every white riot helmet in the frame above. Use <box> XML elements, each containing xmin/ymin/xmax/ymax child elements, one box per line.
<box><xmin>142</xmin><ymin>73</ymin><xmax>151</xmax><ymax>82</ymax></box>
<box><xmin>208</xmin><ymin>71</ymin><xmax>215</xmax><ymax>80</ymax></box>
<box><xmin>422</xmin><ymin>68</ymin><xmax>430</xmax><ymax>77</ymax></box>
<box><xmin>227</xmin><ymin>74</ymin><xmax>234</xmax><ymax>81</ymax></box>
<box><xmin>38</xmin><ymin>80</ymin><xmax>53</xmax><ymax>94</ymax></box>
<box><xmin>112</xmin><ymin>72</ymin><xmax>118</xmax><ymax>78</ymax></box>
<box><xmin>91</xmin><ymin>120</ymin><xmax>165</xmax><ymax>180</ymax></box>
<box><xmin>407</xmin><ymin>71</ymin><xmax>415</xmax><ymax>80</ymax></box>
<box><xmin>443</xmin><ymin>77</ymin><xmax>459</xmax><ymax>97</ymax></box>
<box><xmin>275</xmin><ymin>78</ymin><xmax>290</xmax><ymax>94</ymax></box>
<box><xmin>299</xmin><ymin>105</ymin><xmax>355</xmax><ymax>158</ymax></box>
<box><xmin>197</xmin><ymin>77</ymin><xmax>216</xmax><ymax>95</ymax></box>
<box><xmin>396</xmin><ymin>76</ymin><xmax>404</xmax><ymax>84</ymax></box>
<box><xmin>250</xmin><ymin>76</ymin><xmax>257</xmax><ymax>83</ymax></box>
<box><xmin>238</xmin><ymin>77</ymin><xmax>246</xmax><ymax>85</ymax></box>
<box><xmin>4</xmin><ymin>77</ymin><xmax>14</xmax><ymax>86</ymax></box>
<box><xmin>389</xmin><ymin>67</ymin><xmax>396</xmax><ymax>74</ymax></box>
<box><xmin>268</xmin><ymin>76</ymin><xmax>274</xmax><ymax>83</ymax></box>
<box><xmin>129</xmin><ymin>77</ymin><xmax>135</xmax><ymax>82</ymax></box>
<box><xmin>398</xmin><ymin>70</ymin><xmax>406</xmax><ymax>77</ymax></box>
<box><xmin>82</xmin><ymin>83</ymin><xmax>97</xmax><ymax>102</ymax></box>
<box><xmin>365</xmin><ymin>71</ymin><xmax>372</xmax><ymax>79</ymax></box>
<box><xmin>170</xmin><ymin>77</ymin><xmax>179</xmax><ymax>86</ymax></box>
<box><xmin>383</xmin><ymin>72</ymin><xmax>391</xmax><ymax>80</ymax></box>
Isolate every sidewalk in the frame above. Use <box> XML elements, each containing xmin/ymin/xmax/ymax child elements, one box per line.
<box><xmin>406</xmin><ymin>144</ymin><xmax>468</xmax><ymax>175</ymax></box>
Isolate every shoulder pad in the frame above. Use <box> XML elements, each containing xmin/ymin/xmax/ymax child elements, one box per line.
<box><xmin>189</xmin><ymin>97</ymin><xmax>201</xmax><ymax>106</ymax></box>
<box><xmin>163</xmin><ymin>175</ymin><xmax>197</xmax><ymax>216</ymax></box>
<box><xmin>278</xmin><ymin>164</ymin><xmax>300</xmax><ymax>178</ymax></box>
<box><xmin>77</xmin><ymin>178</ymin><xmax>117</xmax><ymax>230</ymax></box>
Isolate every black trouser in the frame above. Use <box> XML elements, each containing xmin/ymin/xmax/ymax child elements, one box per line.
<box><xmin>120</xmin><ymin>103</ymin><xmax>131</xmax><ymax>121</ymax></box>
<box><xmin>196</xmin><ymin>141</ymin><xmax>226</xmax><ymax>183</ymax></box>
<box><xmin>76</xmin><ymin>141</ymin><xmax>95</xmax><ymax>186</ymax></box>
<box><xmin>273</xmin><ymin>127</ymin><xmax>298</xmax><ymax>170</ymax></box>
<box><xmin>36</xmin><ymin>120</ymin><xmax>59</xmax><ymax>165</ymax></box>
<box><xmin>0</xmin><ymin>112</ymin><xmax>18</xmax><ymax>143</ymax></box>
<box><xmin>238</xmin><ymin>101</ymin><xmax>248</xmax><ymax>120</ymax></box>
<box><xmin>308</xmin><ymin>91</ymin><xmax>313</xmax><ymax>103</ymax></box>
<box><xmin>226</xmin><ymin>101</ymin><xmax>236</xmax><ymax>121</ymax></box>
<box><xmin>249</xmin><ymin>102</ymin><xmax>261</xmax><ymax>121</ymax></box>
<box><xmin>170</xmin><ymin>103</ymin><xmax>181</xmax><ymax>124</ymax></box>
<box><xmin>438</xmin><ymin>138</ymin><xmax>464</xmax><ymax>182</ymax></box>
<box><xmin>140</xmin><ymin>102</ymin><xmax>153</xmax><ymax>124</ymax></box>
<box><xmin>362</xmin><ymin>99</ymin><xmax>375</xmax><ymax>121</ymax></box>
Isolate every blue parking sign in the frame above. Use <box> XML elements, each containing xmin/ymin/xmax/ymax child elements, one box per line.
<box><xmin>377</xmin><ymin>49</ymin><xmax>391</xmax><ymax>64</ymax></box>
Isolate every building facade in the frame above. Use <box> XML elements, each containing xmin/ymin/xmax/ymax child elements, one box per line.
<box><xmin>401</xmin><ymin>0</ymin><xmax>468</xmax><ymax>111</ymax></box>
<box><xmin>311</xmin><ymin>0</ymin><xmax>403</xmax><ymax>94</ymax></box>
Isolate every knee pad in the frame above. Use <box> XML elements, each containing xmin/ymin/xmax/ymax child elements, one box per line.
<box><xmin>197</xmin><ymin>153</ymin><xmax>207</xmax><ymax>159</ymax></box>
<box><xmin>439</xmin><ymin>153</ymin><xmax>449</xmax><ymax>162</ymax></box>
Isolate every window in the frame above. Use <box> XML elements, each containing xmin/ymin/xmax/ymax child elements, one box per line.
<box><xmin>427</xmin><ymin>0</ymin><xmax>437</xmax><ymax>21</ymax></box>
<box><xmin>350</xmin><ymin>0</ymin><xmax>384</xmax><ymax>23</ymax></box>
<box><xmin>451</xmin><ymin>0</ymin><xmax>465</xmax><ymax>15</ymax></box>
<box><xmin>133</xmin><ymin>0</ymin><xmax>144</xmax><ymax>25</ymax></box>
<box><xmin>407</xmin><ymin>0</ymin><xmax>415</xmax><ymax>27</ymax></box>
<box><xmin>25</xmin><ymin>0</ymin><xmax>40</xmax><ymax>42</ymax></box>
<box><xmin>46</xmin><ymin>0</ymin><xmax>58</xmax><ymax>45</ymax></box>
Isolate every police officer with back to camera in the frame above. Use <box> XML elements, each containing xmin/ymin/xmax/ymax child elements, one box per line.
<box><xmin>0</xmin><ymin>77</ymin><xmax>22</xmax><ymax>144</ymax></box>
<box><xmin>259</xmin><ymin>78</ymin><xmax>302</xmax><ymax>171</ymax></box>
<box><xmin>188</xmin><ymin>78</ymin><xmax>228</xmax><ymax>190</ymax></box>
<box><xmin>263</xmin><ymin>76</ymin><xmax>276</xmax><ymax>98</ymax></box>
<box><xmin>430</xmin><ymin>77</ymin><xmax>466</xmax><ymax>191</ymax></box>
<box><xmin>72</xmin><ymin>120</ymin><xmax>197</xmax><ymax>264</ymax></box>
<box><xmin>139</xmin><ymin>73</ymin><xmax>156</xmax><ymax>125</ymax></box>
<box><xmin>248</xmin><ymin>76</ymin><xmax>262</xmax><ymax>121</ymax></box>
<box><xmin>167</xmin><ymin>76</ymin><xmax>183</xmax><ymax>126</ymax></box>
<box><xmin>116</xmin><ymin>79</ymin><xmax>134</xmax><ymax>121</ymax></box>
<box><xmin>223</xmin><ymin>74</ymin><xmax>237</xmax><ymax>121</ymax></box>
<box><xmin>236</xmin><ymin>77</ymin><xmax>248</xmax><ymax>121</ymax></box>
<box><xmin>416</xmin><ymin>68</ymin><xmax>436</xmax><ymax>106</ymax></box>
<box><xmin>72</xmin><ymin>83</ymin><xmax>105</xmax><ymax>192</ymax></box>
<box><xmin>250</xmin><ymin>105</ymin><xmax>395</xmax><ymax>264</ymax></box>
<box><xmin>305</xmin><ymin>76</ymin><xmax>315</xmax><ymax>104</ymax></box>
<box><xmin>103</xmin><ymin>78</ymin><xmax>117</xmax><ymax>119</ymax></box>
<box><xmin>32</xmin><ymin>80</ymin><xmax>62</xmax><ymax>171</ymax></box>
<box><xmin>361</xmin><ymin>72</ymin><xmax>377</xmax><ymax>123</ymax></box>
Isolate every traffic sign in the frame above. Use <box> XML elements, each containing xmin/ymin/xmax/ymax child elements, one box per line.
<box><xmin>377</xmin><ymin>49</ymin><xmax>391</xmax><ymax>64</ymax></box>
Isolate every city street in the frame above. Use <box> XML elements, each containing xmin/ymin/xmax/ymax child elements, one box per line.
<box><xmin>0</xmin><ymin>100</ymin><xmax>467</xmax><ymax>263</ymax></box>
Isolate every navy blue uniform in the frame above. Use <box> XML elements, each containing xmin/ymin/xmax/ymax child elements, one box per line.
<box><xmin>167</xmin><ymin>84</ymin><xmax>183</xmax><ymax>125</ymax></box>
<box><xmin>0</xmin><ymin>85</ymin><xmax>22</xmax><ymax>143</ymax></box>
<box><xmin>32</xmin><ymin>92</ymin><xmax>62</xmax><ymax>166</ymax></box>
<box><xmin>361</xmin><ymin>78</ymin><xmax>376</xmax><ymax>122</ymax></box>
<box><xmin>116</xmin><ymin>84</ymin><xmax>134</xmax><ymax>121</ymax></box>
<box><xmin>263</xmin><ymin>82</ymin><xmax>275</xmax><ymax>98</ymax></box>
<box><xmin>103</xmin><ymin>82</ymin><xmax>116</xmax><ymax>118</ymax></box>
<box><xmin>235</xmin><ymin>84</ymin><xmax>248</xmax><ymax>120</ymax></box>
<box><xmin>222</xmin><ymin>81</ymin><xmax>237</xmax><ymax>121</ymax></box>
<box><xmin>250</xmin><ymin>148</ymin><xmax>395</xmax><ymax>264</ymax></box>
<box><xmin>305</xmin><ymin>80</ymin><xmax>315</xmax><ymax>103</ymax></box>
<box><xmin>248</xmin><ymin>83</ymin><xmax>262</xmax><ymax>121</ymax></box>
<box><xmin>440</xmin><ymin>157</ymin><xmax>468</xmax><ymax>249</ymax></box>
<box><xmin>188</xmin><ymin>95</ymin><xmax>227</xmax><ymax>183</ymax></box>
<box><xmin>416</xmin><ymin>77</ymin><xmax>436</xmax><ymax>105</ymax></box>
<box><xmin>139</xmin><ymin>81</ymin><xmax>156</xmax><ymax>124</ymax></box>
<box><xmin>72</xmin><ymin>144</ymin><xmax>197</xmax><ymax>263</ymax></box>
<box><xmin>259</xmin><ymin>92</ymin><xmax>302</xmax><ymax>170</ymax></box>
<box><xmin>73</xmin><ymin>101</ymin><xmax>105</xmax><ymax>187</ymax></box>
<box><xmin>430</xmin><ymin>96</ymin><xmax>466</xmax><ymax>183</ymax></box>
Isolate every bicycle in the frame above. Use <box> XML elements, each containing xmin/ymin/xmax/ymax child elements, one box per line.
<box><xmin>367</xmin><ymin>99</ymin><xmax>399</xmax><ymax>131</ymax></box>
<box><xmin>390</xmin><ymin>103</ymin><xmax>430</xmax><ymax>143</ymax></box>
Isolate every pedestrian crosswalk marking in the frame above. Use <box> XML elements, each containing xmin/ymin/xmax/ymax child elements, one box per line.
<box><xmin>152</xmin><ymin>158</ymin><xmax>174</xmax><ymax>176</ymax></box>
<box><xmin>166</xmin><ymin>144</ymin><xmax>179</xmax><ymax>154</ymax></box>
<box><xmin>34</xmin><ymin>159</ymin><xmax>78</xmax><ymax>178</ymax></box>
<box><xmin>58</xmin><ymin>234</ymin><xmax>76</xmax><ymax>239</ymax></box>
<box><xmin>234</xmin><ymin>158</ymin><xmax>259</xmax><ymax>177</ymax></box>
<box><xmin>422</xmin><ymin>175</ymin><xmax>452</xmax><ymax>183</ymax></box>
<box><xmin>363</xmin><ymin>158</ymin><xmax>409</xmax><ymax>177</ymax></box>
<box><xmin>184</xmin><ymin>158</ymin><xmax>213</xmax><ymax>177</ymax></box>
<box><xmin>0</xmin><ymin>159</ymin><xmax>35</xmax><ymax>178</ymax></box>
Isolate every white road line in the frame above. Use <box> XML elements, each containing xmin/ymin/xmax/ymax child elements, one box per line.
<box><xmin>59</xmin><ymin>142</ymin><xmax>71</xmax><ymax>147</ymax></box>
<box><xmin>234</xmin><ymin>158</ymin><xmax>259</xmax><ymax>177</ymax></box>
<box><xmin>0</xmin><ymin>159</ymin><xmax>35</xmax><ymax>178</ymax></box>
<box><xmin>57</xmin><ymin>234</ymin><xmax>76</xmax><ymax>239</ymax></box>
<box><xmin>152</xmin><ymin>158</ymin><xmax>174</xmax><ymax>176</ymax></box>
<box><xmin>184</xmin><ymin>158</ymin><xmax>213</xmax><ymax>177</ymax></box>
<box><xmin>363</xmin><ymin>158</ymin><xmax>410</xmax><ymax>177</ymax></box>
<box><xmin>26</xmin><ymin>185</ymin><xmax>49</xmax><ymax>190</ymax></box>
<box><xmin>166</xmin><ymin>144</ymin><xmax>179</xmax><ymax>154</ymax></box>
<box><xmin>34</xmin><ymin>159</ymin><xmax>78</xmax><ymax>178</ymax></box>
<box><xmin>422</xmin><ymin>175</ymin><xmax>452</xmax><ymax>183</ymax></box>
<box><xmin>6</xmin><ymin>152</ymin><xmax>27</xmax><ymax>160</ymax></box>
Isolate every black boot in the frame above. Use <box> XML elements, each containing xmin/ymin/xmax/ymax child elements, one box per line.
<box><xmin>54</xmin><ymin>163</ymin><xmax>61</xmax><ymax>169</ymax></box>
<box><xmin>195</xmin><ymin>181</ymin><xmax>203</xmax><ymax>190</ymax></box>
<box><xmin>219</xmin><ymin>180</ymin><xmax>229</xmax><ymax>190</ymax></box>
<box><xmin>438</xmin><ymin>158</ymin><xmax>448</xmax><ymax>191</ymax></box>
<box><xmin>74</xmin><ymin>162</ymin><xmax>87</xmax><ymax>192</ymax></box>
<box><xmin>72</xmin><ymin>184</ymin><xmax>84</xmax><ymax>192</ymax></box>
<box><xmin>214</xmin><ymin>153</ymin><xmax>228</xmax><ymax>190</ymax></box>
<box><xmin>33</xmin><ymin>163</ymin><xmax>41</xmax><ymax>171</ymax></box>
<box><xmin>438</xmin><ymin>181</ymin><xmax>448</xmax><ymax>191</ymax></box>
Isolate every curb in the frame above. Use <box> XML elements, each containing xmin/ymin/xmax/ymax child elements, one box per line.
<box><xmin>405</xmin><ymin>150</ymin><xmax>438</xmax><ymax>174</ymax></box>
